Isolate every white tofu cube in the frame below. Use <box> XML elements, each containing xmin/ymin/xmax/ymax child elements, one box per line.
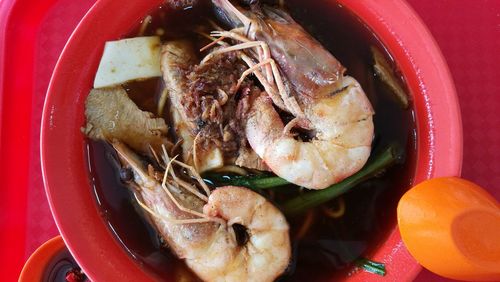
<box><xmin>94</xmin><ymin>36</ymin><xmax>162</xmax><ymax>88</ymax></box>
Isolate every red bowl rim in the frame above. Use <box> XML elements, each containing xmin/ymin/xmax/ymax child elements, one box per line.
<box><xmin>338</xmin><ymin>1</ymin><xmax>462</xmax><ymax>280</ymax></box>
<box><xmin>41</xmin><ymin>0</ymin><xmax>462</xmax><ymax>281</ymax></box>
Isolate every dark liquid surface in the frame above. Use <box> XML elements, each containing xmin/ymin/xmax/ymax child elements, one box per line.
<box><xmin>86</xmin><ymin>1</ymin><xmax>417</xmax><ymax>281</ymax></box>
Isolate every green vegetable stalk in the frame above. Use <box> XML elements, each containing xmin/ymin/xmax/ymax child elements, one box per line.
<box><xmin>282</xmin><ymin>144</ymin><xmax>402</xmax><ymax>215</ymax></box>
<box><xmin>204</xmin><ymin>174</ymin><xmax>290</xmax><ymax>189</ymax></box>
<box><xmin>204</xmin><ymin>144</ymin><xmax>402</xmax><ymax>215</ymax></box>
<box><xmin>356</xmin><ymin>257</ymin><xmax>386</xmax><ymax>276</ymax></box>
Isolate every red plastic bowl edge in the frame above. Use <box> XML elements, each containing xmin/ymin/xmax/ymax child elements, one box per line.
<box><xmin>41</xmin><ymin>0</ymin><xmax>463</xmax><ymax>281</ymax></box>
<box><xmin>339</xmin><ymin>0</ymin><xmax>462</xmax><ymax>281</ymax></box>
<box><xmin>41</xmin><ymin>0</ymin><xmax>164</xmax><ymax>281</ymax></box>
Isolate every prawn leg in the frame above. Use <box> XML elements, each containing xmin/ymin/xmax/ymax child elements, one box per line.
<box><xmin>203</xmin><ymin>38</ymin><xmax>304</xmax><ymax>117</ymax></box>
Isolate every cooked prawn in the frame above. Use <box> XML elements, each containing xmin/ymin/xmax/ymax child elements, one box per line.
<box><xmin>209</xmin><ymin>0</ymin><xmax>375</xmax><ymax>189</ymax></box>
<box><xmin>247</xmin><ymin>77</ymin><xmax>373</xmax><ymax>190</ymax></box>
<box><xmin>202</xmin><ymin>186</ymin><xmax>291</xmax><ymax>282</ymax></box>
<box><xmin>112</xmin><ymin>141</ymin><xmax>291</xmax><ymax>282</ymax></box>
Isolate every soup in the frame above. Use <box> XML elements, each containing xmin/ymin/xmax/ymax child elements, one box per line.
<box><xmin>85</xmin><ymin>0</ymin><xmax>416</xmax><ymax>281</ymax></box>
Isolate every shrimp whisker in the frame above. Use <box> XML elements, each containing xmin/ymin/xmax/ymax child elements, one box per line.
<box><xmin>201</xmin><ymin>41</ymin><xmax>265</xmax><ymax>64</ymax></box>
<box><xmin>211</xmin><ymin>31</ymin><xmax>273</xmax><ymax>82</ymax></box>
<box><xmin>267</xmin><ymin>58</ymin><xmax>305</xmax><ymax>119</ymax></box>
<box><xmin>198</xmin><ymin>31</ymin><xmax>288</xmax><ymax>111</ymax></box>
<box><xmin>161</xmin><ymin>145</ymin><xmax>173</xmax><ymax>171</ymax></box>
<box><xmin>161</xmin><ymin>171</ymin><xmax>208</xmax><ymax>219</ymax></box>
<box><xmin>163</xmin><ymin>149</ymin><xmax>209</xmax><ymax>202</ymax></box>
<box><xmin>210</xmin><ymin>29</ymin><xmax>249</xmax><ymax>43</ymax></box>
<box><xmin>149</xmin><ymin>144</ymin><xmax>165</xmax><ymax>169</ymax></box>
<box><xmin>170</xmin><ymin>138</ymin><xmax>184</xmax><ymax>156</ymax></box>
<box><xmin>235</xmin><ymin>58</ymin><xmax>273</xmax><ymax>92</ymax></box>
<box><xmin>173</xmin><ymin>159</ymin><xmax>212</xmax><ymax>197</ymax></box>
<box><xmin>204</xmin><ymin>36</ymin><xmax>300</xmax><ymax>116</ymax></box>
<box><xmin>134</xmin><ymin>193</ymin><xmax>212</xmax><ymax>224</ymax></box>
<box><xmin>200</xmin><ymin>36</ymin><xmax>227</xmax><ymax>52</ymax></box>
<box><xmin>239</xmin><ymin>54</ymin><xmax>287</xmax><ymax>110</ymax></box>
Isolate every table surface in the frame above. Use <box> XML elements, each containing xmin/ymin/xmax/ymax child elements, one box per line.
<box><xmin>0</xmin><ymin>0</ymin><xmax>498</xmax><ymax>281</ymax></box>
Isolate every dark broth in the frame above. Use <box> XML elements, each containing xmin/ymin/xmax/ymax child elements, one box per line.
<box><xmin>86</xmin><ymin>1</ymin><xmax>417</xmax><ymax>281</ymax></box>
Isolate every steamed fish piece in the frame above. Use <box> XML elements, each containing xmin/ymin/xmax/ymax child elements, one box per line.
<box><xmin>94</xmin><ymin>36</ymin><xmax>162</xmax><ymax>88</ymax></box>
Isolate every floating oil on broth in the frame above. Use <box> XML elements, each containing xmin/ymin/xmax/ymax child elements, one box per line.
<box><xmin>86</xmin><ymin>1</ymin><xmax>416</xmax><ymax>281</ymax></box>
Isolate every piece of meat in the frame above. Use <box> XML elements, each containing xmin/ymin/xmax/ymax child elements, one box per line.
<box><xmin>161</xmin><ymin>40</ymin><xmax>199</xmax><ymax>131</ymax></box>
<box><xmin>161</xmin><ymin>40</ymin><xmax>200</xmax><ymax>166</ymax></box>
<box><xmin>161</xmin><ymin>40</ymin><xmax>225</xmax><ymax>172</ymax></box>
<box><xmin>83</xmin><ymin>87</ymin><xmax>169</xmax><ymax>157</ymax></box>
<box><xmin>161</xmin><ymin>40</ymin><xmax>261</xmax><ymax>172</ymax></box>
<box><xmin>187</xmin><ymin>50</ymin><xmax>245</xmax><ymax>126</ymax></box>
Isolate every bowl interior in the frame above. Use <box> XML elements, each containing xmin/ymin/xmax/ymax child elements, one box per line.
<box><xmin>41</xmin><ymin>0</ymin><xmax>462</xmax><ymax>281</ymax></box>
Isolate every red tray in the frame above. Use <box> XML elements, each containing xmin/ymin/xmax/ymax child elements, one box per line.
<box><xmin>1</xmin><ymin>0</ymin><xmax>498</xmax><ymax>281</ymax></box>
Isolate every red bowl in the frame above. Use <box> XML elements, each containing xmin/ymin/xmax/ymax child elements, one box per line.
<box><xmin>41</xmin><ymin>0</ymin><xmax>462</xmax><ymax>281</ymax></box>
